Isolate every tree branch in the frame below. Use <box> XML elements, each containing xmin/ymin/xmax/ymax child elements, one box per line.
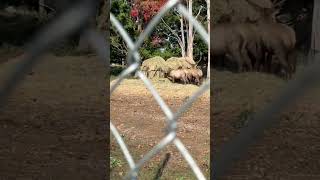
<box><xmin>192</xmin><ymin>6</ymin><xmax>205</xmax><ymax>38</ymax></box>
<box><xmin>160</xmin><ymin>18</ymin><xmax>183</xmax><ymax>43</ymax></box>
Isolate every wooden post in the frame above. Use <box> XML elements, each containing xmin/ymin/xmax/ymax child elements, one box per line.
<box><xmin>207</xmin><ymin>0</ymin><xmax>210</xmax><ymax>79</ymax></box>
<box><xmin>310</xmin><ymin>0</ymin><xmax>320</xmax><ymax>60</ymax></box>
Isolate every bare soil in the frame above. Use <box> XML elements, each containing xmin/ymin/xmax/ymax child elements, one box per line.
<box><xmin>213</xmin><ymin>69</ymin><xmax>320</xmax><ymax>180</ymax></box>
<box><xmin>0</xmin><ymin>52</ymin><xmax>108</xmax><ymax>179</ymax></box>
<box><xmin>110</xmin><ymin>78</ymin><xmax>210</xmax><ymax>179</ymax></box>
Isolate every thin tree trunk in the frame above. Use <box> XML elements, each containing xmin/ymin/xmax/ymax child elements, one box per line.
<box><xmin>186</xmin><ymin>0</ymin><xmax>196</xmax><ymax>65</ymax></box>
<box><xmin>137</xmin><ymin>17</ymin><xmax>143</xmax><ymax>33</ymax></box>
<box><xmin>180</xmin><ymin>16</ymin><xmax>186</xmax><ymax>57</ymax></box>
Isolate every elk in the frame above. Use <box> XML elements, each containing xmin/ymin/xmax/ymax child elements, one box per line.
<box><xmin>238</xmin><ymin>22</ymin><xmax>264</xmax><ymax>72</ymax></box>
<box><xmin>212</xmin><ymin>22</ymin><xmax>254</xmax><ymax>72</ymax></box>
<box><xmin>167</xmin><ymin>69</ymin><xmax>188</xmax><ymax>84</ymax></box>
<box><xmin>184</xmin><ymin>67</ymin><xmax>203</xmax><ymax>86</ymax></box>
<box><xmin>247</xmin><ymin>0</ymin><xmax>297</xmax><ymax>78</ymax></box>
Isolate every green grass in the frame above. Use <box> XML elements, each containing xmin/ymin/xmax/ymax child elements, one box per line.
<box><xmin>110</xmin><ymin>156</ymin><xmax>123</xmax><ymax>169</ymax></box>
<box><xmin>110</xmin><ymin>75</ymin><xmax>117</xmax><ymax>81</ymax></box>
<box><xmin>111</xmin><ymin>65</ymin><xmax>125</xmax><ymax>76</ymax></box>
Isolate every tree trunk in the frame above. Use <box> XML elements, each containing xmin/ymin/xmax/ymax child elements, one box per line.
<box><xmin>138</xmin><ymin>18</ymin><xmax>143</xmax><ymax>33</ymax></box>
<box><xmin>180</xmin><ymin>16</ymin><xmax>186</xmax><ymax>57</ymax></box>
<box><xmin>207</xmin><ymin>0</ymin><xmax>210</xmax><ymax>79</ymax></box>
<box><xmin>186</xmin><ymin>0</ymin><xmax>196</xmax><ymax>65</ymax></box>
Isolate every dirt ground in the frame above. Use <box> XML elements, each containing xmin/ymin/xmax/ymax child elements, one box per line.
<box><xmin>0</xmin><ymin>52</ymin><xmax>108</xmax><ymax>179</ymax></box>
<box><xmin>110</xmin><ymin>78</ymin><xmax>210</xmax><ymax>179</ymax></box>
<box><xmin>213</xmin><ymin>68</ymin><xmax>320</xmax><ymax>180</ymax></box>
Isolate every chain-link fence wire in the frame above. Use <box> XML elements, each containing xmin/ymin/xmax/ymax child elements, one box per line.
<box><xmin>2</xmin><ymin>0</ymin><xmax>319</xmax><ymax>179</ymax></box>
<box><xmin>110</xmin><ymin>0</ymin><xmax>209</xmax><ymax>179</ymax></box>
<box><xmin>212</xmin><ymin>35</ymin><xmax>320</xmax><ymax>179</ymax></box>
<box><xmin>212</xmin><ymin>53</ymin><xmax>320</xmax><ymax>178</ymax></box>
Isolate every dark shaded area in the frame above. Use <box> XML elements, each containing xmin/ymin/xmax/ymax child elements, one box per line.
<box><xmin>212</xmin><ymin>0</ymin><xmax>320</xmax><ymax>179</ymax></box>
<box><xmin>280</xmin><ymin>0</ymin><xmax>314</xmax><ymax>52</ymax></box>
<box><xmin>212</xmin><ymin>0</ymin><xmax>315</xmax><ymax>73</ymax></box>
<box><xmin>0</xmin><ymin>15</ymin><xmax>43</xmax><ymax>46</ymax></box>
<box><xmin>0</xmin><ymin>1</ymin><xmax>39</xmax><ymax>10</ymax></box>
<box><xmin>0</xmin><ymin>0</ymin><xmax>90</xmax><ymax>49</ymax></box>
<box><xmin>0</xmin><ymin>55</ymin><xmax>108</xmax><ymax>180</ymax></box>
<box><xmin>0</xmin><ymin>0</ymin><xmax>109</xmax><ymax>179</ymax></box>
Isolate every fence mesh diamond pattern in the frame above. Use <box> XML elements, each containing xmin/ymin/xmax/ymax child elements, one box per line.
<box><xmin>2</xmin><ymin>0</ymin><xmax>320</xmax><ymax>179</ymax></box>
<box><xmin>110</xmin><ymin>0</ymin><xmax>209</xmax><ymax>179</ymax></box>
<box><xmin>0</xmin><ymin>0</ymin><xmax>209</xmax><ymax>179</ymax></box>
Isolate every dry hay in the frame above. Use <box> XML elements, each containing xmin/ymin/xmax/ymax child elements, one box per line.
<box><xmin>166</xmin><ymin>57</ymin><xmax>194</xmax><ymax>70</ymax></box>
<box><xmin>140</xmin><ymin>56</ymin><xmax>170</xmax><ymax>78</ymax></box>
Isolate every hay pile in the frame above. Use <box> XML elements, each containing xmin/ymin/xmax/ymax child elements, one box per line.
<box><xmin>140</xmin><ymin>56</ymin><xmax>170</xmax><ymax>78</ymax></box>
<box><xmin>166</xmin><ymin>57</ymin><xmax>194</xmax><ymax>70</ymax></box>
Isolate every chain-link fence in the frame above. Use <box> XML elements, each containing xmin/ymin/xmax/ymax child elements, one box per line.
<box><xmin>2</xmin><ymin>0</ymin><xmax>319</xmax><ymax>179</ymax></box>
<box><xmin>110</xmin><ymin>0</ymin><xmax>209</xmax><ymax>179</ymax></box>
<box><xmin>0</xmin><ymin>0</ymin><xmax>208</xmax><ymax>179</ymax></box>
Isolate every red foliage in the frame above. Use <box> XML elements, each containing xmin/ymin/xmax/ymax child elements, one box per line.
<box><xmin>130</xmin><ymin>0</ymin><xmax>168</xmax><ymax>22</ymax></box>
<box><xmin>130</xmin><ymin>8</ymin><xmax>139</xmax><ymax>18</ymax></box>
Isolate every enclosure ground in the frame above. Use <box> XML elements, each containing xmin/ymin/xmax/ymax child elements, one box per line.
<box><xmin>0</xmin><ymin>51</ymin><xmax>107</xmax><ymax>179</ymax></box>
<box><xmin>110</xmin><ymin>78</ymin><xmax>210</xmax><ymax>179</ymax></box>
<box><xmin>213</xmin><ymin>69</ymin><xmax>320</xmax><ymax>179</ymax></box>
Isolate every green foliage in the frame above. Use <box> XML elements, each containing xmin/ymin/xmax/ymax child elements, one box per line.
<box><xmin>110</xmin><ymin>156</ymin><xmax>122</xmax><ymax>169</ymax></box>
<box><xmin>139</xmin><ymin>37</ymin><xmax>181</xmax><ymax>60</ymax></box>
<box><xmin>193</xmin><ymin>33</ymin><xmax>208</xmax><ymax>64</ymax></box>
<box><xmin>110</xmin><ymin>65</ymin><xmax>125</xmax><ymax>76</ymax></box>
<box><xmin>176</xmin><ymin>176</ymin><xmax>187</xmax><ymax>180</ymax></box>
<box><xmin>110</xmin><ymin>0</ymin><xmax>137</xmax><ymax>64</ymax></box>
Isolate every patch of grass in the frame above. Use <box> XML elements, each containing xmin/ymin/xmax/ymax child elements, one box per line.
<box><xmin>176</xmin><ymin>176</ymin><xmax>187</xmax><ymax>180</ymax></box>
<box><xmin>110</xmin><ymin>75</ymin><xmax>117</xmax><ymax>81</ymax></box>
<box><xmin>234</xmin><ymin>105</ymin><xmax>255</xmax><ymax>129</ymax></box>
<box><xmin>110</xmin><ymin>156</ymin><xmax>123</xmax><ymax>169</ymax></box>
<box><xmin>204</xmin><ymin>154</ymin><xmax>210</xmax><ymax>172</ymax></box>
<box><xmin>111</xmin><ymin>66</ymin><xmax>124</xmax><ymax>76</ymax></box>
